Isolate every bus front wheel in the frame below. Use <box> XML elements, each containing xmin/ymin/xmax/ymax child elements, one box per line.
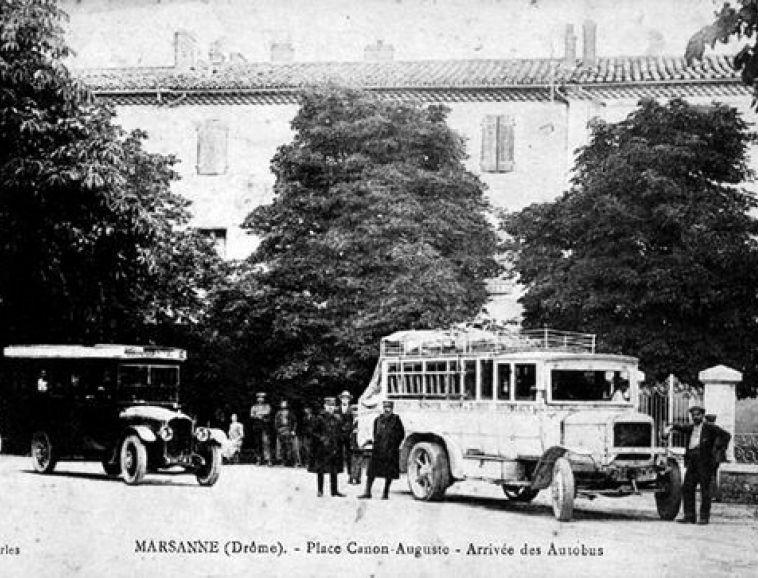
<box><xmin>407</xmin><ymin>442</ymin><xmax>449</xmax><ymax>501</ymax></box>
<box><xmin>551</xmin><ymin>457</ymin><xmax>575</xmax><ymax>521</ymax></box>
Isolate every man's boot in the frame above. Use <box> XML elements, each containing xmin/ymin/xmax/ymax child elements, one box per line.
<box><xmin>358</xmin><ymin>476</ymin><xmax>374</xmax><ymax>499</ymax></box>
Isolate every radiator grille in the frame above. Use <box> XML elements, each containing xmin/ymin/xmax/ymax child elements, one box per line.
<box><xmin>166</xmin><ymin>417</ymin><xmax>194</xmax><ymax>457</ymax></box>
<box><xmin>614</xmin><ymin>422</ymin><xmax>651</xmax><ymax>448</ymax></box>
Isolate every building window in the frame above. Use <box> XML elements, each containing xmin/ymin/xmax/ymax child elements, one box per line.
<box><xmin>480</xmin><ymin>114</ymin><xmax>515</xmax><ymax>173</ymax></box>
<box><xmin>197</xmin><ymin>120</ymin><xmax>229</xmax><ymax>175</ymax></box>
<box><xmin>197</xmin><ymin>228</ymin><xmax>227</xmax><ymax>258</ymax></box>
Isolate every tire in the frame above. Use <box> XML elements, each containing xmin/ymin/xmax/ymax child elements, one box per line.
<box><xmin>655</xmin><ymin>458</ymin><xmax>682</xmax><ymax>520</ymax></box>
<box><xmin>31</xmin><ymin>431</ymin><xmax>57</xmax><ymax>474</ymax></box>
<box><xmin>120</xmin><ymin>434</ymin><xmax>147</xmax><ymax>485</ymax></box>
<box><xmin>551</xmin><ymin>457</ymin><xmax>575</xmax><ymax>521</ymax></box>
<box><xmin>503</xmin><ymin>485</ymin><xmax>540</xmax><ymax>503</ymax></box>
<box><xmin>407</xmin><ymin>442</ymin><xmax>450</xmax><ymax>501</ymax></box>
<box><xmin>196</xmin><ymin>444</ymin><xmax>222</xmax><ymax>486</ymax></box>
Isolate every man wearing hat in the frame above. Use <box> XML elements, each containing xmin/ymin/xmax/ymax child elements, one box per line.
<box><xmin>359</xmin><ymin>400</ymin><xmax>405</xmax><ymax>500</ymax></box>
<box><xmin>250</xmin><ymin>392</ymin><xmax>273</xmax><ymax>466</ymax></box>
<box><xmin>665</xmin><ymin>404</ymin><xmax>731</xmax><ymax>525</ymax></box>
<box><xmin>308</xmin><ymin>397</ymin><xmax>345</xmax><ymax>497</ymax></box>
<box><xmin>337</xmin><ymin>390</ymin><xmax>354</xmax><ymax>474</ymax></box>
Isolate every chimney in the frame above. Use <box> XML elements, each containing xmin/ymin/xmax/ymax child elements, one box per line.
<box><xmin>563</xmin><ymin>24</ymin><xmax>576</xmax><ymax>68</ymax></box>
<box><xmin>270</xmin><ymin>41</ymin><xmax>294</xmax><ymax>63</ymax></box>
<box><xmin>582</xmin><ymin>19</ymin><xmax>597</xmax><ymax>66</ymax></box>
<box><xmin>208</xmin><ymin>40</ymin><xmax>226</xmax><ymax>66</ymax></box>
<box><xmin>174</xmin><ymin>30</ymin><xmax>198</xmax><ymax>70</ymax></box>
<box><xmin>364</xmin><ymin>39</ymin><xmax>395</xmax><ymax>62</ymax></box>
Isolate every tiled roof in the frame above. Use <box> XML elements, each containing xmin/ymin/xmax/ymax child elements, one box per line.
<box><xmin>78</xmin><ymin>54</ymin><xmax>747</xmax><ymax>103</ymax></box>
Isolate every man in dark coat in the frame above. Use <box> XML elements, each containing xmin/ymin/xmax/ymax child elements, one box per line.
<box><xmin>337</xmin><ymin>390</ymin><xmax>354</xmax><ymax>474</ymax></box>
<box><xmin>666</xmin><ymin>405</ymin><xmax>732</xmax><ymax>525</ymax></box>
<box><xmin>359</xmin><ymin>400</ymin><xmax>405</xmax><ymax>500</ymax></box>
<box><xmin>308</xmin><ymin>397</ymin><xmax>345</xmax><ymax>497</ymax></box>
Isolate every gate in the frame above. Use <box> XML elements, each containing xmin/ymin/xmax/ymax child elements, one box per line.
<box><xmin>638</xmin><ymin>374</ymin><xmax>702</xmax><ymax>448</ymax></box>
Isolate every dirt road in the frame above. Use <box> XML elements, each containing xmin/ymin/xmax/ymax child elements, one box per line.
<box><xmin>1</xmin><ymin>456</ymin><xmax>756</xmax><ymax>577</ymax></box>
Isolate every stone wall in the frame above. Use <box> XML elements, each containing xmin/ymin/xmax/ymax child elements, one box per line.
<box><xmin>718</xmin><ymin>464</ymin><xmax>758</xmax><ymax>504</ymax></box>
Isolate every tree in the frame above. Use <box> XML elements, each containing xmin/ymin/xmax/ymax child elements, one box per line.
<box><xmin>686</xmin><ymin>1</ymin><xmax>758</xmax><ymax>108</ymax></box>
<box><xmin>238</xmin><ymin>86</ymin><xmax>500</xmax><ymax>398</ymax></box>
<box><xmin>502</xmin><ymin>98</ymin><xmax>758</xmax><ymax>395</ymax></box>
<box><xmin>0</xmin><ymin>0</ymin><xmax>223</xmax><ymax>346</ymax></box>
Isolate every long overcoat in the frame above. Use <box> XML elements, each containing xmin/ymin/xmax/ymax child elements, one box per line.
<box><xmin>367</xmin><ymin>413</ymin><xmax>405</xmax><ymax>480</ymax></box>
<box><xmin>307</xmin><ymin>411</ymin><xmax>344</xmax><ymax>474</ymax></box>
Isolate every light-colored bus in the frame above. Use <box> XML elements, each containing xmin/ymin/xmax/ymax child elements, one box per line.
<box><xmin>357</xmin><ymin>327</ymin><xmax>681</xmax><ymax>521</ymax></box>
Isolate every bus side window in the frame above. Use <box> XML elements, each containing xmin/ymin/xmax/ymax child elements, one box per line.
<box><xmin>480</xmin><ymin>360</ymin><xmax>494</xmax><ymax>400</ymax></box>
<box><xmin>515</xmin><ymin>364</ymin><xmax>537</xmax><ymax>401</ymax></box>
<box><xmin>387</xmin><ymin>375</ymin><xmax>398</xmax><ymax>395</ymax></box>
<box><xmin>463</xmin><ymin>361</ymin><xmax>476</xmax><ymax>399</ymax></box>
<box><xmin>497</xmin><ymin>363</ymin><xmax>511</xmax><ymax>400</ymax></box>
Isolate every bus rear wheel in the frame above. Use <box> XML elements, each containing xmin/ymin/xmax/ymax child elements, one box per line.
<box><xmin>407</xmin><ymin>442</ymin><xmax>449</xmax><ymax>501</ymax></box>
<box><xmin>31</xmin><ymin>431</ymin><xmax>56</xmax><ymax>474</ymax></box>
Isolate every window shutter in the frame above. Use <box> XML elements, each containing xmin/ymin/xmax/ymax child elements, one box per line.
<box><xmin>197</xmin><ymin>120</ymin><xmax>229</xmax><ymax>175</ymax></box>
<box><xmin>480</xmin><ymin>115</ymin><xmax>498</xmax><ymax>172</ymax></box>
<box><xmin>497</xmin><ymin>116</ymin><xmax>515</xmax><ymax>172</ymax></box>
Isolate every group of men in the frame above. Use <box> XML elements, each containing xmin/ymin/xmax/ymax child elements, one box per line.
<box><xmin>225</xmin><ymin>390</ymin><xmax>406</xmax><ymax>499</ymax></box>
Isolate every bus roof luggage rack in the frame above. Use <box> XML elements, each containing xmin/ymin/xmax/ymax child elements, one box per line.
<box><xmin>380</xmin><ymin>327</ymin><xmax>596</xmax><ymax>357</ymax></box>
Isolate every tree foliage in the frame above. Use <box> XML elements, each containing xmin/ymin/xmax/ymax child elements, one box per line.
<box><xmin>503</xmin><ymin>99</ymin><xmax>758</xmax><ymax>395</ymax></box>
<box><xmin>234</xmin><ymin>86</ymin><xmax>500</xmax><ymax>398</ymax></box>
<box><xmin>0</xmin><ymin>0</ymin><xmax>224</xmax><ymax>346</ymax></box>
<box><xmin>686</xmin><ymin>1</ymin><xmax>758</xmax><ymax>108</ymax></box>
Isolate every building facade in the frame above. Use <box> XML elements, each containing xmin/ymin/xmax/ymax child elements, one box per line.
<box><xmin>77</xmin><ymin>24</ymin><xmax>752</xmax><ymax>318</ymax></box>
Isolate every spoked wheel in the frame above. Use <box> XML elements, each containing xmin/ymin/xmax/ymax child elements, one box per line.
<box><xmin>120</xmin><ymin>434</ymin><xmax>147</xmax><ymax>485</ymax></box>
<box><xmin>196</xmin><ymin>444</ymin><xmax>222</xmax><ymax>486</ymax></box>
<box><xmin>407</xmin><ymin>442</ymin><xmax>449</xmax><ymax>501</ymax></box>
<box><xmin>655</xmin><ymin>458</ymin><xmax>682</xmax><ymax>520</ymax></box>
<box><xmin>31</xmin><ymin>431</ymin><xmax>57</xmax><ymax>474</ymax></box>
<box><xmin>551</xmin><ymin>457</ymin><xmax>575</xmax><ymax>521</ymax></box>
<box><xmin>503</xmin><ymin>485</ymin><xmax>540</xmax><ymax>502</ymax></box>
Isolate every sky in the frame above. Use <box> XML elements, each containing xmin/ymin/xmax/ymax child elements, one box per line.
<box><xmin>60</xmin><ymin>0</ymin><xmax>736</xmax><ymax>68</ymax></box>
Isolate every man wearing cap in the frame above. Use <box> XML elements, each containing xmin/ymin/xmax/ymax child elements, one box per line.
<box><xmin>337</xmin><ymin>390</ymin><xmax>354</xmax><ymax>474</ymax></box>
<box><xmin>250</xmin><ymin>392</ymin><xmax>273</xmax><ymax>466</ymax></box>
<box><xmin>359</xmin><ymin>400</ymin><xmax>405</xmax><ymax>500</ymax></box>
<box><xmin>665</xmin><ymin>405</ymin><xmax>731</xmax><ymax>525</ymax></box>
<box><xmin>308</xmin><ymin>397</ymin><xmax>345</xmax><ymax>497</ymax></box>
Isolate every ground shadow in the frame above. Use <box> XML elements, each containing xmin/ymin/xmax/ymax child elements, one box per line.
<box><xmin>20</xmin><ymin>468</ymin><xmax>205</xmax><ymax>487</ymax></box>
<box><xmin>396</xmin><ymin>488</ymin><xmax>662</xmax><ymax>522</ymax></box>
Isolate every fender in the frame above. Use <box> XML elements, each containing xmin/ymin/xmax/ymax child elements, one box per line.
<box><xmin>206</xmin><ymin>428</ymin><xmax>227</xmax><ymax>446</ymax></box>
<box><xmin>127</xmin><ymin>425</ymin><xmax>157</xmax><ymax>444</ymax></box>
<box><xmin>401</xmin><ymin>432</ymin><xmax>467</xmax><ymax>481</ymax></box>
<box><xmin>530</xmin><ymin>445</ymin><xmax>571</xmax><ymax>490</ymax></box>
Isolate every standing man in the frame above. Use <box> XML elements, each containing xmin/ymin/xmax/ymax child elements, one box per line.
<box><xmin>275</xmin><ymin>400</ymin><xmax>298</xmax><ymax>467</ymax></box>
<box><xmin>250</xmin><ymin>392</ymin><xmax>273</xmax><ymax>466</ymax></box>
<box><xmin>299</xmin><ymin>405</ymin><xmax>316</xmax><ymax>468</ymax></box>
<box><xmin>226</xmin><ymin>413</ymin><xmax>244</xmax><ymax>464</ymax></box>
<box><xmin>338</xmin><ymin>390</ymin><xmax>353</xmax><ymax>474</ymax></box>
<box><xmin>359</xmin><ymin>400</ymin><xmax>405</xmax><ymax>500</ymax></box>
<box><xmin>348</xmin><ymin>404</ymin><xmax>364</xmax><ymax>485</ymax></box>
<box><xmin>308</xmin><ymin>397</ymin><xmax>345</xmax><ymax>497</ymax></box>
<box><xmin>665</xmin><ymin>404</ymin><xmax>731</xmax><ymax>525</ymax></box>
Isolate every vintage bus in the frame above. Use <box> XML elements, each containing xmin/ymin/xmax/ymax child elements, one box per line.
<box><xmin>0</xmin><ymin>344</ymin><xmax>225</xmax><ymax>486</ymax></box>
<box><xmin>356</xmin><ymin>327</ymin><xmax>682</xmax><ymax>521</ymax></box>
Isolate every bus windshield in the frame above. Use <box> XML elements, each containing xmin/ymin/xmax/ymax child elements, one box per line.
<box><xmin>551</xmin><ymin>369</ymin><xmax>630</xmax><ymax>402</ymax></box>
<box><xmin>117</xmin><ymin>364</ymin><xmax>180</xmax><ymax>403</ymax></box>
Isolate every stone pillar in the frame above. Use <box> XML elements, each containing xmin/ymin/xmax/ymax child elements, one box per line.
<box><xmin>699</xmin><ymin>365</ymin><xmax>740</xmax><ymax>462</ymax></box>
